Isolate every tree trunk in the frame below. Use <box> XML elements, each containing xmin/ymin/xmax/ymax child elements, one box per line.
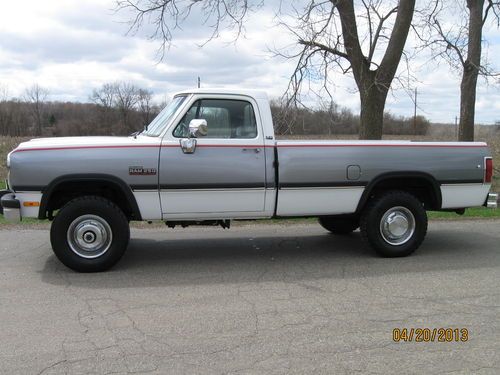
<box><xmin>459</xmin><ymin>0</ymin><xmax>484</xmax><ymax>141</ymax></box>
<box><xmin>359</xmin><ymin>85</ymin><xmax>388</xmax><ymax>140</ymax></box>
<box><xmin>459</xmin><ymin>67</ymin><xmax>478</xmax><ymax>141</ymax></box>
<box><xmin>36</xmin><ymin>110</ymin><xmax>42</xmax><ymax>136</ymax></box>
<box><xmin>336</xmin><ymin>0</ymin><xmax>415</xmax><ymax>140</ymax></box>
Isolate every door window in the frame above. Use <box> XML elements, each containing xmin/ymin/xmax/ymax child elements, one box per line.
<box><xmin>173</xmin><ymin>99</ymin><xmax>258</xmax><ymax>139</ymax></box>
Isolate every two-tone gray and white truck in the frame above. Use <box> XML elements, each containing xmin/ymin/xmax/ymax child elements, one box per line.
<box><xmin>1</xmin><ymin>89</ymin><xmax>497</xmax><ymax>272</ymax></box>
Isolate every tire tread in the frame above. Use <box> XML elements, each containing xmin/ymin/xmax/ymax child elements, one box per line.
<box><xmin>360</xmin><ymin>190</ymin><xmax>427</xmax><ymax>257</ymax></box>
<box><xmin>50</xmin><ymin>195</ymin><xmax>130</xmax><ymax>272</ymax></box>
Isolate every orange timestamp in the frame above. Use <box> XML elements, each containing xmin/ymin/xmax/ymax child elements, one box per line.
<box><xmin>393</xmin><ymin>328</ymin><xmax>469</xmax><ymax>342</ymax></box>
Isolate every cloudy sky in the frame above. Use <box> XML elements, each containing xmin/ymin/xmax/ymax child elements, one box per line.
<box><xmin>1</xmin><ymin>0</ymin><xmax>500</xmax><ymax>124</ymax></box>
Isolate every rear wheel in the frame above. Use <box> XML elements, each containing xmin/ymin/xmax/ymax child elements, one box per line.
<box><xmin>360</xmin><ymin>191</ymin><xmax>427</xmax><ymax>257</ymax></box>
<box><xmin>50</xmin><ymin>196</ymin><xmax>130</xmax><ymax>272</ymax></box>
<box><xmin>319</xmin><ymin>217</ymin><xmax>359</xmax><ymax>235</ymax></box>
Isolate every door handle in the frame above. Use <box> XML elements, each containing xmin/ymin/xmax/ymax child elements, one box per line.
<box><xmin>242</xmin><ymin>147</ymin><xmax>261</xmax><ymax>153</ymax></box>
<box><xmin>180</xmin><ymin>138</ymin><xmax>197</xmax><ymax>154</ymax></box>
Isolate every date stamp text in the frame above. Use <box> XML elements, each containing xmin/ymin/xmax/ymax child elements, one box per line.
<box><xmin>393</xmin><ymin>328</ymin><xmax>469</xmax><ymax>342</ymax></box>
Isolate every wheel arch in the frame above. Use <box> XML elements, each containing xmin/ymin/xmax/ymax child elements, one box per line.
<box><xmin>39</xmin><ymin>174</ymin><xmax>142</xmax><ymax>221</ymax></box>
<box><xmin>356</xmin><ymin>172</ymin><xmax>442</xmax><ymax>213</ymax></box>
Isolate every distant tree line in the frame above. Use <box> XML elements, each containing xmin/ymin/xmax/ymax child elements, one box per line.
<box><xmin>0</xmin><ymin>82</ymin><xmax>430</xmax><ymax>137</ymax></box>
<box><xmin>271</xmin><ymin>100</ymin><xmax>430</xmax><ymax>136</ymax></box>
<box><xmin>0</xmin><ymin>82</ymin><xmax>162</xmax><ymax>137</ymax></box>
<box><xmin>89</xmin><ymin>82</ymin><xmax>159</xmax><ymax>134</ymax></box>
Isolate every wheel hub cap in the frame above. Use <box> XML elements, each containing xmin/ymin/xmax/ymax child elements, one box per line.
<box><xmin>67</xmin><ymin>215</ymin><xmax>112</xmax><ymax>259</ymax></box>
<box><xmin>379</xmin><ymin>206</ymin><xmax>415</xmax><ymax>246</ymax></box>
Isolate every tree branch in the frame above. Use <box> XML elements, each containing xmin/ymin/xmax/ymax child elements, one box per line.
<box><xmin>334</xmin><ymin>0</ymin><xmax>368</xmax><ymax>86</ymax></box>
<box><xmin>378</xmin><ymin>0</ymin><xmax>416</xmax><ymax>84</ymax></box>
<box><xmin>368</xmin><ymin>6</ymin><xmax>398</xmax><ymax>63</ymax></box>
<box><xmin>433</xmin><ymin>18</ymin><xmax>466</xmax><ymax>67</ymax></box>
<box><xmin>298</xmin><ymin>39</ymin><xmax>349</xmax><ymax>60</ymax></box>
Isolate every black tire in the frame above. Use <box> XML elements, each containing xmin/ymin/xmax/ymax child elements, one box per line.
<box><xmin>360</xmin><ymin>191</ymin><xmax>427</xmax><ymax>257</ymax></box>
<box><xmin>318</xmin><ymin>217</ymin><xmax>359</xmax><ymax>235</ymax></box>
<box><xmin>50</xmin><ymin>196</ymin><xmax>130</xmax><ymax>272</ymax></box>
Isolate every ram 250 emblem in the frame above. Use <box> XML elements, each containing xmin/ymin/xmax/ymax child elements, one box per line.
<box><xmin>129</xmin><ymin>166</ymin><xmax>157</xmax><ymax>176</ymax></box>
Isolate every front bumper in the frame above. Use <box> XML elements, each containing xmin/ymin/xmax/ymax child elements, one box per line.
<box><xmin>0</xmin><ymin>190</ymin><xmax>21</xmax><ymax>222</ymax></box>
<box><xmin>486</xmin><ymin>192</ymin><xmax>498</xmax><ymax>209</ymax></box>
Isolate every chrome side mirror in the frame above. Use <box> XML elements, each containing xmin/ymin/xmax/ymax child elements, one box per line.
<box><xmin>188</xmin><ymin>119</ymin><xmax>208</xmax><ymax>138</ymax></box>
<box><xmin>180</xmin><ymin>119</ymin><xmax>207</xmax><ymax>154</ymax></box>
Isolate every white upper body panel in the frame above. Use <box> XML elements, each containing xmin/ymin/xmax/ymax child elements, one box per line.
<box><xmin>13</xmin><ymin>136</ymin><xmax>161</xmax><ymax>152</ymax></box>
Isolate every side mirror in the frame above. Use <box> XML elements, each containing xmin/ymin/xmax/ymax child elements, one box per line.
<box><xmin>188</xmin><ymin>119</ymin><xmax>208</xmax><ymax>138</ymax></box>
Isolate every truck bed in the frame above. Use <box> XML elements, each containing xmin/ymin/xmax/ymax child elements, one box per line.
<box><xmin>274</xmin><ymin>140</ymin><xmax>490</xmax><ymax>216</ymax></box>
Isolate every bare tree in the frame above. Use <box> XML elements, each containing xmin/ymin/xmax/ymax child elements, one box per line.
<box><xmin>117</xmin><ymin>0</ymin><xmax>416</xmax><ymax>140</ymax></box>
<box><xmin>24</xmin><ymin>84</ymin><xmax>49</xmax><ymax>136</ymax></box>
<box><xmin>90</xmin><ymin>82</ymin><xmax>159</xmax><ymax>133</ymax></box>
<box><xmin>115</xmin><ymin>82</ymin><xmax>140</xmax><ymax>131</ymax></box>
<box><xmin>90</xmin><ymin>83</ymin><xmax>118</xmax><ymax>109</ymax></box>
<box><xmin>281</xmin><ymin>0</ymin><xmax>416</xmax><ymax>139</ymax></box>
<box><xmin>0</xmin><ymin>84</ymin><xmax>8</xmax><ymax>102</ymax></box>
<box><xmin>270</xmin><ymin>97</ymin><xmax>298</xmax><ymax>136</ymax></box>
<box><xmin>90</xmin><ymin>82</ymin><xmax>120</xmax><ymax>133</ymax></box>
<box><xmin>117</xmin><ymin>0</ymin><xmax>256</xmax><ymax>57</ymax></box>
<box><xmin>137</xmin><ymin>88</ymin><xmax>154</xmax><ymax>126</ymax></box>
<box><xmin>417</xmin><ymin>0</ymin><xmax>500</xmax><ymax>141</ymax></box>
<box><xmin>0</xmin><ymin>85</ymin><xmax>11</xmax><ymax>135</ymax></box>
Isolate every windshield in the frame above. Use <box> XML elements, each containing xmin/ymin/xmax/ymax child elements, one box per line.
<box><xmin>142</xmin><ymin>95</ymin><xmax>187</xmax><ymax>136</ymax></box>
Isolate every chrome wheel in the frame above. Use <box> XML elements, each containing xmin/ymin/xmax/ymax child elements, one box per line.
<box><xmin>67</xmin><ymin>214</ymin><xmax>113</xmax><ymax>259</ymax></box>
<box><xmin>379</xmin><ymin>206</ymin><xmax>415</xmax><ymax>246</ymax></box>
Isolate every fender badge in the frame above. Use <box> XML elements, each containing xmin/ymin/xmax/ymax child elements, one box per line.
<box><xmin>129</xmin><ymin>166</ymin><xmax>157</xmax><ymax>176</ymax></box>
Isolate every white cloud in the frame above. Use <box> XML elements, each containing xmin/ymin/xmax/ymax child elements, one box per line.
<box><xmin>0</xmin><ymin>0</ymin><xmax>499</xmax><ymax>124</ymax></box>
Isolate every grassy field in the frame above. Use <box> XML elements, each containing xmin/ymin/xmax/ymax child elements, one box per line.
<box><xmin>0</xmin><ymin>131</ymin><xmax>498</xmax><ymax>227</ymax></box>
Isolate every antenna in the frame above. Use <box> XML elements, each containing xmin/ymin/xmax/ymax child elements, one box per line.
<box><xmin>197</xmin><ymin>77</ymin><xmax>201</xmax><ymax>88</ymax></box>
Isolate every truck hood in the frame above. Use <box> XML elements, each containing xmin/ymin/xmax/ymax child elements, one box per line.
<box><xmin>14</xmin><ymin>135</ymin><xmax>161</xmax><ymax>152</ymax></box>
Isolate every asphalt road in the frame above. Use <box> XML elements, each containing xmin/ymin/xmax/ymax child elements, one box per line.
<box><xmin>0</xmin><ymin>220</ymin><xmax>499</xmax><ymax>374</ymax></box>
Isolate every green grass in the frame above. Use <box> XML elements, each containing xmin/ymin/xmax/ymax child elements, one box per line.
<box><xmin>0</xmin><ymin>180</ymin><xmax>49</xmax><ymax>226</ymax></box>
<box><xmin>0</xmin><ymin>216</ymin><xmax>45</xmax><ymax>226</ymax></box>
<box><xmin>0</xmin><ymin>209</ymin><xmax>498</xmax><ymax>228</ymax></box>
<box><xmin>246</xmin><ymin>207</ymin><xmax>500</xmax><ymax>225</ymax></box>
<box><xmin>427</xmin><ymin>207</ymin><xmax>500</xmax><ymax>219</ymax></box>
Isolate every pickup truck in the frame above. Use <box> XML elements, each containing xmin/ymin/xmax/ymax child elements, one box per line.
<box><xmin>1</xmin><ymin>88</ymin><xmax>497</xmax><ymax>272</ymax></box>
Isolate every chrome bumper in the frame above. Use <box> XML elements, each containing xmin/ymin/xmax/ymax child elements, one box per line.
<box><xmin>486</xmin><ymin>193</ymin><xmax>498</xmax><ymax>209</ymax></box>
<box><xmin>0</xmin><ymin>190</ymin><xmax>21</xmax><ymax>222</ymax></box>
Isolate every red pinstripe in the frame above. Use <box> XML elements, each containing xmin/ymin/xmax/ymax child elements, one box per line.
<box><xmin>11</xmin><ymin>142</ymin><xmax>487</xmax><ymax>153</ymax></box>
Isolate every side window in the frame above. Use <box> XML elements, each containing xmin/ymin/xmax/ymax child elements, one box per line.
<box><xmin>172</xmin><ymin>101</ymin><xmax>198</xmax><ymax>138</ymax></box>
<box><xmin>173</xmin><ymin>99</ymin><xmax>258</xmax><ymax>139</ymax></box>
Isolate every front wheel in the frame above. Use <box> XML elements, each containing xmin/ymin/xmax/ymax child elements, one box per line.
<box><xmin>360</xmin><ymin>191</ymin><xmax>427</xmax><ymax>257</ymax></box>
<box><xmin>50</xmin><ymin>196</ymin><xmax>130</xmax><ymax>272</ymax></box>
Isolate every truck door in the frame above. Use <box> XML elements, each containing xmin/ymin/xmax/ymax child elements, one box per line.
<box><xmin>159</xmin><ymin>96</ymin><xmax>267</xmax><ymax>219</ymax></box>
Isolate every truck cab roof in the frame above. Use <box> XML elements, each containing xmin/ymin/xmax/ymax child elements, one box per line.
<box><xmin>174</xmin><ymin>88</ymin><xmax>269</xmax><ymax>100</ymax></box>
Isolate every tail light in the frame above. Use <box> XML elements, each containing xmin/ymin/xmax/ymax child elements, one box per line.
<box><xmin>485</xmin><ymin>157</ymin><xmax>493</xmax><ymax>183</ymax></box>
